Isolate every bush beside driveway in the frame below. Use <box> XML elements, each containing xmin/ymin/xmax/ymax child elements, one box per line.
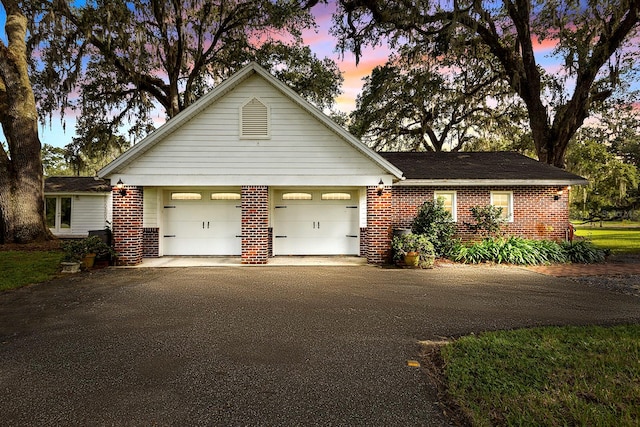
<box><xmin>1</xmin><ymin>266</ymin><xmax>639</xmax><ymax>426</ymax></box>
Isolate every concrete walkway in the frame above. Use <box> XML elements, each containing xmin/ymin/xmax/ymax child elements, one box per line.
<box><xmin>135</xmin><ymin>256</ymin><xmax>368</xmax><ymax>267</ymax></box>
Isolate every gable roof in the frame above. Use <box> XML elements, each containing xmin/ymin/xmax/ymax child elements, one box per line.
<box><xmin>45</xmin><ymin>176</ymin><xmax>111</xmax><ymax>193</ymax></box>
<box><xmin>98</xmin><ymin>62</ymin><xmax>403</xmax><ymax>180</ymax></box>
<box><xmin>379</xmin><ymin>152</ymin><xmax>588</xmax><ymax>186</ymax></box>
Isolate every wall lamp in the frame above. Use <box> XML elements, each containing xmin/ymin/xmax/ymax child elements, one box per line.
<box><xmin>116</xmin><ymin>179</ymin><xmax>127</xmax><ymax>197</ymax></box>
<box><xmin>554</xmin><ymin>188</ymin><xmax>563</xmax><ymax>201</ymax></box>
<box><xmin>377</xmin><ymin>179</ymin><xmax>385</xmax><ymax>196</ymax></box>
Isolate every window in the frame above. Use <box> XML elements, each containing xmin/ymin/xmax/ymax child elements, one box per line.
<box><xmin>240</xmin><ymin>97</ymin><xmax>269</xmax><ymax>138</ymax></box>
<box><xmin>171</xmin><ymin>192</ymin><xmax>202</xmax><ymax>200</ymax></box>
<box><xmin>282</xmin><ymin>192</ymin><xmax>313</xmax><ymax>200</ymax></box>
<box><xmin>321</xmin><ymin>192</ymin><xmax>352</xmax><ymax>200</ymax></box>
<box><xmin>210</xmin><ymin>192</ymin><xmax>241</xmax><ymax>200</ymax></box>
<box><xmin>491</xmin><ymin>191</ymin><xmax>514</xmax><ymax>222</ymax></box>
<box><xmin>45</xmin><ymin>196</ymin><xmax>72</xmax><ymax>232</ymax></box>
<box><xmin>434</xmin><ymin>191</ymin><xmax>457</xmax><ymax>221</ymax></box>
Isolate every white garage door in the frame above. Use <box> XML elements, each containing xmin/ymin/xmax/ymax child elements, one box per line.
<box><xmin>273</xmin><ymin>190</ymin><xmax>359</xmax><ymax>255</ymax></box>
<box><xmin>163</xmin><ymin>191</ymin><xmax>242</xmax><ymax>256</ymax></box>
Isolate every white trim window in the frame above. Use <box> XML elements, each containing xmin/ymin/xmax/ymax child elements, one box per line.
<box><xmin>490</xmin><ymin>191</ymin><xmax>514</xmax><ymax>222</ymax></box>
<box><xmin>45</xmin><ymin>196</ymin><xmax>72</xmax><ymax>232</ymax></box>
<box><xmin>240</xmin><ymin>97</ymin><xmax>270</xmax><ymax>139</ymax></box>
<box><xmin>434</xmin><ymin>191</ymin><xmax>457</xmax><ymax>222</ymax></box>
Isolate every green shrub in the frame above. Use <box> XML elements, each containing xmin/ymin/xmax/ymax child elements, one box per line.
<box><xmin>561</xmin><ymin>240</ymin><xmax>607</xmax><ymax>263</ymax></box>
<box><xmin>449</xmin><ymin>237</ymin><xmax>569</xmax><ymax>265</ymax></box>
<box><xmin>411</xmin><ymin>199</ymin><xmax>456</xmax><ymax>256</ymax></box>
<box><xmin>464</xmin><ymin>205</ymin><xmax>506</xmax><ymax>237</ymax></box>
<box><xmin>391</xmin><ymin>233</ymin><xmax>436</xmax><ymax>268</ymax></box>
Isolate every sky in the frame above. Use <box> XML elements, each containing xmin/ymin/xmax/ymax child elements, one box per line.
<box><xmin>1</xmin><ymin>3</ymin><xmax>637</xmax><ymax>149</ymax></box>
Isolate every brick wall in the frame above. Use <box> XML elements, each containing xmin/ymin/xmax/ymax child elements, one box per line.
<box><xmin>143</xmin><ymin>227</ymin><xmax>159</xmax><ymax>258</ymax></box>
<box><xmin>112</xmin><ymin>186</ymin><xmax>143</xmax><ymax>265</ymax></box>
<box><xmin>366</xmin><ymin>185</ymin><xmax>392</xmax><ymax>264</ymax></box>
<box><xmin>392</xmin><ymin>185</ymin><xmax>571</xmax><ymax>241</ymax></box>
<box><xmin>241</xmin><ymin>186</ymin><xmax>269</xmax><ymax>264</ymax></box>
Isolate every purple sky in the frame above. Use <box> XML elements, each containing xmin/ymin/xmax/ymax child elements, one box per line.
<box><xmin>0</xmin><ymin>4</ymin><xmax>636</xmax><ymax>149</ymax></box>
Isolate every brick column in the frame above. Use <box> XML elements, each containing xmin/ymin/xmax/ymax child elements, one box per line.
<box><xmin>366</xmin><ymin>185</ymin><xmax>392</xmax><ymax>264</ymax></box>
<box><xmin>241</xmin><ymin>186</ymin><xmax>269</xmax><ymax>264</ymax></box>
<box><xmin>112</xmin><ymin>186</ymin><xmax>143</xmax><ymax>266</ymax></box>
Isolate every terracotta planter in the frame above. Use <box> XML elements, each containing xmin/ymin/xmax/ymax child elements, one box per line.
<box><xmin>403</xmin><ymin>252</ymin><xmax>420</xmax><ymax>267</ymax></box>
<box><xmin>82</xmin><ymin>253</ymin><xmax>96</xmax><ymax>269</ymax></box>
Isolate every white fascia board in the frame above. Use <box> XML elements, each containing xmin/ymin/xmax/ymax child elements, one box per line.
<box><xmin>44</xmin><ymin>192</ymin><xmax>110</xmax><ymax>196</ymax></box>
<box><xmin>396</xmin><ymin>178</ymin><xmax>589</xmax><ymax>187</ymax></box>
<box><xmin>103</xmin><ymin>173</ymin><xmax>396</xmax><ymax>187</ymax></box>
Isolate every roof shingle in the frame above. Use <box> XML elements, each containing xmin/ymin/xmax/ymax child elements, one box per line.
<box><xmin>379</xmin><ymin>151</ymin><xmax>587</xmax><ymax>184</ymax></box>
<box><xmin>44</xmin><ymin>177</ymin><xmax>111</xmax><ymax>193</ymax></box>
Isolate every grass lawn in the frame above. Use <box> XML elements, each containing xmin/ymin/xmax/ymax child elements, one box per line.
<box><xmin>573</xmin><ymin>225</ymin><xmax>640</xmax><ymax>254</ymax></box>
<box><xmin>0</xmin><ymin>251</ymin><xmax>64</xmax><ymax>291</ymax></box>
<box><xmin>441</xmin><ymin>325</ymin><xmax>640</xmax><ymax>426</ymax></box>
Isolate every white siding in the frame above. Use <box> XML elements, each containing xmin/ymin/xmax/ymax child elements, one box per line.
<box><xmin>143</xmin><ymin>187</ymin><xmax>158</xmax><ymax>227</ymax></box>
<box><xmin>51</xmin><ymin>194</ymin><xmax>109</xmax><ymax>237</ymax></box>
<box><xmin>118</xmin><ymin>75</ymin><xmax>389</xmax><ymax>186</ymax></box>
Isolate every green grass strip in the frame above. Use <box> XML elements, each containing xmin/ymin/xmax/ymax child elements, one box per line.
<box><xmin>441</xmin><ymin>325</ymin><xmax>640</xmax><ymax>426</ymax></box>
<box><xmin>0</xmin><ymin>251</ymin><xmax>64</xmax><ymax>291</ymax></box>
<box><xmin>574</xmin><ymin>227</ymin><xmax>640</xmax><ymax>254</ymax></box>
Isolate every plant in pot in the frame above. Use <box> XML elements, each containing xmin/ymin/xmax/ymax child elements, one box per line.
<box><xmin>60</xmin><ymin>240</ymin><xmax>86</xmax><ymax>273</ymax></box>
<box><xmin>81</xmin><ymin>235</ymin><xmax>115</xmax><ymax>269</ymax></box>
<box><xmin>391</xmin><ymin>233</ymin><xmax>436</xmax><ymax>268</ymax></box>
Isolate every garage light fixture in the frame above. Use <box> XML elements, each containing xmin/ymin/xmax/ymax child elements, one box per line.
<box><xmin>377</xmin><ymin>179</ymin><xmax>385</xmax><ymax>196</ymax></box>
<box><xmin>554</xmin><ymin>188</ymin><xmax>563</xmax><ymax>201</ymax></box>
<box><xmin>116</xmin><ymin>179</ymin><xmax>127</xmax><ymax>197</ymax></box>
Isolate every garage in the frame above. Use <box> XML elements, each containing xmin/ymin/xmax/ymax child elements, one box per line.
<box><xmin>272</xmin><ymin>190</ymin><xmax>360</xmax><ymax>256</ymax></box>
<box><xmin>162</xmin><ymin>190</ymin><xmax>242</xmax><ymax>256</ymax></box>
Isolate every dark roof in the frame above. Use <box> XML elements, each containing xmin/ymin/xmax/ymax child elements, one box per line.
<box><xmin>379</xmin><ymin>151</ymin><xmax>587</xmax><ymax>184</ymax></box>
<box><xmin>45</xmin><ymin>176</ymin><xmax>111</xmax><ymax>193</ymax></box>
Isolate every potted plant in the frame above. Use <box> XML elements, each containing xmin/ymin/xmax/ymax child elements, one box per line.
<box><xmin>60</xmin><ymin>239</ymin><xmax>86</xmax><ymax>273</ymax></box>
<box><xmin>61</xmin><ymin>236</ymin><xmax>115</xmax><ymax>272</ymax></box>
<box><xmin>391</xmin><ymin>233</ymin><xmax>436</xmax><ymax>268</ymax></box>
<box><xmin>81</xmin><ymin>235</ymin><xmax>114</xmax><ymax>269</ymax></box>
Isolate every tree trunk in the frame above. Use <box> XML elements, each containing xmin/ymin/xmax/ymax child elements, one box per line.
<box><xmin>0</xmin><ymin>1</ymin><xmax>52</xmax><ymax>243</ymax></box>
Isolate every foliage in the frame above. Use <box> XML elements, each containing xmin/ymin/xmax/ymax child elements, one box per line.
<box><xmin>566</xmin><ymin>117</ymin><xmax>640</xmax><ymax>220</ymax></box>
<box><xmin>561</xmin><ymin>240</ymin><xmax>608</xmax><ymax>264</ymax></box>
<box><xmin>464</xmin><ymin>205</ymin><xmax>506</xmax><ymax>237</ymax></box>
<box><xmin>334</xmin><ymin>0</ymin><xmax>640</xmax><ymax>167</ymax></box>
<box><xmin>449</xmin><ymin>237</ymin><xmax>568</xmax><ymax>265</ymax></box>
<box><xmin>411</xmin><ymin>199</ymin><xmax>456</xmax><ymax>256</ymax></box>
<box><xmin>391</xmin><ymin>233</ymin><xmax>435</xmax><ymax>268</ymax></box>
<box><xmin>61</xmin><ymin>235</ymin><xmax>114</xmax><ymax>262</ymax></box>
<box><xmin>349</xmin><ymin>49</ymin><xmax>517</xmax><ymax>152</ymax></box>
<box><xmin>441</xmin><ymin>325</ymin><xmax>640</xmax><ymax>426</ymax></box>
<box><xmin>0</xmin><ymin>250</ymin><xmax>64</xmax><ymax>291</ymax></box>
<box><xmin>449</xmin><ymin>236</ymin><xmax>608</xmax><ymax>265</ymax></box>
<box><xmin>42</xmin><ymin>144</ymin><xmax>73</xmax><ymax>177</ymax></box>
<box><xmin>30</xmin><ymin>0</ymin><xmax>342</xmax><ymax>147</ymax></box>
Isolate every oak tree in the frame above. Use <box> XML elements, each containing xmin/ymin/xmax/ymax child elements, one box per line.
<box><xmin>0</xmin><ymin>0</ymin><xmax>51</xmax><ymax>243</ymax></box>
<box><xmin>333</xmin><ymin>0</ymin><xmax>640</xmax><ymax>167</ymax></box>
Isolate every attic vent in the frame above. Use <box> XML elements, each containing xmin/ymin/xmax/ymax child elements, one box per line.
<box><xmin>240</xmin><ymin>97</ymin><xmax>269</xmax><ymax>138</ymax></box>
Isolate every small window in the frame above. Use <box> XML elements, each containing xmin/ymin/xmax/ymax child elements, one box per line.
<box><xmin>282</xmin><ymin>192</ymin><xmax>313</xmax><ymax>200</ymax></box>
<box><xmin>491</xmin><ymin>191</ymin><xmax>514</xmax><ymax>222</ymax></box>
<box><xmin>434</xmin><ymin>191</ymin><xmax>456</xmax><ymax>222</ymax></box>
<box><xmin>172</xmin><ymin>192</ymin><xmax>202</xmax><ymax>200</ymax></box>
<box><xmin>240</xmin><ymin>97</ymin><xmax>269</xmax><ymax>138</ymax></box>
<box><xmin>321</xmin><ymin>192</ymin><xmax>352</xmax><ymax>200</ymax></box>
<box><xmin>210</xmin><ymin>192</ymin><xmax>241</xmax><ymax>200</ymax></box>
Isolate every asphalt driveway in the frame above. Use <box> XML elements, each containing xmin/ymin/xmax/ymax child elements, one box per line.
<box><xmin>1</xmin><ymin>265</ymin><xmax>639</xmax><ymax>426</ymax></box>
